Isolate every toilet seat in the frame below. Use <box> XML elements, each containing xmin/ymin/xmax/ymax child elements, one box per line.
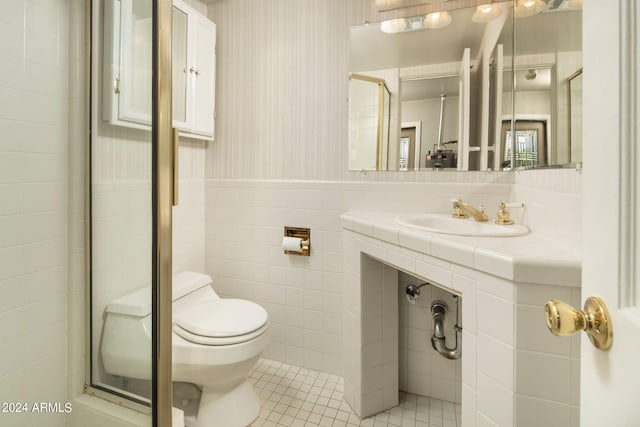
<box><xmin>174</xmin><ymin>299</ymin><xmax>269</xmax><ymax>346</ymax></box>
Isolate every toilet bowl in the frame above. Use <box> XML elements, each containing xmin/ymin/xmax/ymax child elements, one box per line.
<box><xmin>101</xmin><ymin>271</ymin><xmax>270</xmax><ymax>427</ymax></box>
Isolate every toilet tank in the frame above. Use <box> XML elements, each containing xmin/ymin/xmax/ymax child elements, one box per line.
<box><xmin>102</xmin><ymin>287</ymin><xmax>153</xmax><ymax>379</ymax></box>
<box><xmin>102</xmin><ymin>272</ymin><xmax>218</xmax><ymax>379</ymax></box>
<box><xmin>173</xmin><ymin>271</ymin><xmax>215</xmax><ymax>300</ymax></box>
<box><xmin>172</xmin><ymin>271</ymin><xmax>220</xmax><ymax>314</ymax></box>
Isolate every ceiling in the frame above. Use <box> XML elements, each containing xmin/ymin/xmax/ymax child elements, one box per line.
<box><xmin>401</xmin><ymin>76</ymin><xmax>459</xmax><ymax>101</ymax></box>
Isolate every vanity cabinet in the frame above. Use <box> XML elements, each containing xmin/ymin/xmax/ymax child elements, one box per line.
<box><xmin>341</xmin><ymin>212</ymin><xmax>581</xmax><ymax>426</ymax></box>
<box><xmin>103</xmin><ymin>0</ymin><xmax>216</xmax><ymax>140</ymax></box>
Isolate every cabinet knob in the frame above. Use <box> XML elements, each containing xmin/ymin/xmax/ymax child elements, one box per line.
<box><xmin>190</xmin><ymin>66</ymin><xmax>201</xmax><ymax>75</ymax></box>
<box><xmin>544</xmin><ymin>297</ymin><xmax>613</xmax><ymax>350</ymax></box>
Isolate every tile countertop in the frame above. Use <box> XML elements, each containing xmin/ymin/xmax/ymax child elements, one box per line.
<box><xmin>341</xmin><ymin>211</ymin><xmax>581</xmax><ymax>288</ymax></box>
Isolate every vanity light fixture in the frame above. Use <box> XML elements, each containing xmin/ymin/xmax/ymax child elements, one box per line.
<box><xmin>515</xmin><ymin>0</ymin><xmax>546</xmax><ymax>17</ymax></box>
<box><xmin>423</xmin><ymin>11</ymin><xmax>452</xmax><ymax>29</ymax></box>
<box><xmin>381</xmin><ymin>16</ymin><xmax>427</xmax><ymax>33</ymax></box>
<box><xmin>471</xmin><ymin>3</ymin><xmax>503</xmax><ymax>23</ymax></box>
<box><xmin>380</xmin><ymin>18</ymin><xmax>408</xmax><ymax>33</ymax></box>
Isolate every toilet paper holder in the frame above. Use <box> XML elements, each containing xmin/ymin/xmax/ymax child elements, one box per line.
<box><xmin>283</xmin><ymin>226</ymin><xmax>311</xmax><ymax>256</ymax></box>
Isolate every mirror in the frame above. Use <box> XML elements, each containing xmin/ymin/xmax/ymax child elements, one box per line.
<box><xmin>348</xmin><ymin>4</ymin><xmax>512</xmax><ymax>171</ymax></box>
<box><xmin>348</xmin><ymin>0</ymin><xmax>583</xmax><ymax>172</ymax></box>
<box><xmin>510</xmin><ymin>3</ymin><xmax>582</xmax><ymax>168</ymax></box>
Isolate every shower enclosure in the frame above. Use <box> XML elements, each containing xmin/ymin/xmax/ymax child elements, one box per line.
<box><xmin>348</xmin><ymin>73</ymin><xmax>391</xmax><ymax>171</ymax></box>
<box><xmin>87</xmin><ymin>0</ymin><xmax>174</xmax><ymax>425</ymax></box>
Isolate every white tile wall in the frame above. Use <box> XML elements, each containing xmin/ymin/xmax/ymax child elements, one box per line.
<box><xmin>514</xmin><ymin>283</ymin><xmax>581</xmax><ymax>427</ymax></box>
<box><xmin>349</xmin><ymin>79</ymin><xmax>381</xmax><ymax>171</ymax></box>
<box><xmin>0</xmin><ymin>1</ymin><xmax>75</xmax><ymax>426</ymax></box>
<box><xmin>205</xmin><ymin>180</ymin><xmax>348</xmax><ymax>375</ymax></box>
<box><xmin>204</xmin><ymin>178</ymin><xmax>512</xmax><ymax>379</ymax></box>
<box><xmin>512</xmin><ymin>168</ymin><xmax>582</xmax><ymax>256</ymax></box>
<box><xmin>67</xmin><ymin>0</ymin><xmax>87</xmax><ymax>400</ymax></box>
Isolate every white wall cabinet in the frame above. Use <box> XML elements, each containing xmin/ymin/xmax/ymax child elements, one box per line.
<box><xmin>173</xmin><ymin>0</ymin><xmax>216</xmax><ymax>139</ymax></box>
<box><xmin>104</xmin><ymin>0</ymin><xmax>216</xmax><ymax>140</ymax></box>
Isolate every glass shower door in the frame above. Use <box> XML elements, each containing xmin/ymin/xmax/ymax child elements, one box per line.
<box><xmin>89</xmin><ymin>0</ymin><xmax>173</xmax><ymax>425</ymax></box>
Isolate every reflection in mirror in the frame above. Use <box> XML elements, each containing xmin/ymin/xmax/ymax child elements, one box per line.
<box><xmin>500</xmin><ymin>68</ymin><xmax>552</xmax><ymax>168</ymax></box>
<box><xmin>348</xmin><ymin>0</ymin><xmax>582</xmax><ymax>172</ymax></box>
<box><xmin>348</xmin><ymin>73</ymin><xmax>392</xmax><ymax>170</ymax></box>
<box><xmin>348</xmin><ymin>3</ymin><xmax>513</xmax><ymax>171</ymax></box>
<box><xmin>401</xmin><ymin>76</ymin><xmax>459</xmax><ymax>170</ymax></box>
<box><xmin>568</xmin><ymin>68</ymin><xmax>582</xmax><ymax>164</ymax></box>
<box><xmin>511</xmin><ymin>2</ymin><xmax>582</xmax><ymax>169</ymax></box>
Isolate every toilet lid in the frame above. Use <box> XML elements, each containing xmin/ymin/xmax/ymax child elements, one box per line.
<box><xmin>174</xmin><ymin>299</ymin><xmax>268</xmax><ymax>338</ymax></box>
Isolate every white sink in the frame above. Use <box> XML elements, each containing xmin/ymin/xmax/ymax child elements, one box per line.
<box><xmin>395</xmin><ymin>213</ymin><xmax>529</xmax><ymax>237</ymax></box>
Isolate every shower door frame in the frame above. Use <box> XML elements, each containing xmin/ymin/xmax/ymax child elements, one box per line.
<box><xmin>84</xmin><ymin>0</ymin><xmax>174</xmax><ymax>425</ymax></box>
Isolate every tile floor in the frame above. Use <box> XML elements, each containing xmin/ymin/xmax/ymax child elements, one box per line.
<box><xmin>249</xmin><ymin>359</ymin><xmax>462</xmax><ymax>427</ymax></box>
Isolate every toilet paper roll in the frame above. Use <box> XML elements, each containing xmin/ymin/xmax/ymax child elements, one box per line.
<box><xmin>282</xmin><ymin>236</ymin><xmax>303</xmax><ymax>252</ymax></box>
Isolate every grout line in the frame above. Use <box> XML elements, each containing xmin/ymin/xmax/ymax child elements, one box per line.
<box><xmin>242</xmin><ymin>358</ymin><xmax>461</xmax><ymax>427</ymax></box>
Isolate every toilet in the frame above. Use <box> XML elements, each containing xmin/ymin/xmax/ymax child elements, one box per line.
<box><xmin>101</xmin><ymin>271</ymin><xmax>270</xmax><ymax>427</ymax></box>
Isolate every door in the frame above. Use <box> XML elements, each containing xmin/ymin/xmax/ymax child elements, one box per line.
<box><xmin>400</xmin><ymin>127</ymin><xmax>416</xmax><ymax>171</ymax></box>
<box><xmin>580</xmin><ymin>1</ymin><xmax>640</xmax><ymax>425</ymax></box>
<box><xmin>89</xmin><ymin>0</ymin><xmax>174</xmax><ymax>425</ymax></box>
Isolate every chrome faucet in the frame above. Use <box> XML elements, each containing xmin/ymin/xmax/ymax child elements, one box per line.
<box><xmin>451</xmin><ymin>199</ymin><xmax>489</xmax><ymax>222</ymax></box>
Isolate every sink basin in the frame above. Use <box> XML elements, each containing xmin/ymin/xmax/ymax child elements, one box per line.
<box><xmin>395</xmin><ymin>213</ymin><xmax>529</xmax><ymax>237</ymax></box>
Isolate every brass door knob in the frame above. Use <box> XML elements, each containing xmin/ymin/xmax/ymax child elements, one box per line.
<box><xmin>544</xmin><ymin>297</ymin><xmax>613</xmax><ymax>350</ymax></box>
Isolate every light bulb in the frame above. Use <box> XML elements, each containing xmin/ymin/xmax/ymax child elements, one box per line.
<box><xmin>472</xmin><ymin>3</ymin><xmax>503</xmax><ymax>23</ymax></box>
<box><xmin>423</xmin><ymin>11</ymin><xmax>452</xmax><ymax>29</ymax></box>
<box><xmin>380</xmin><ymin>18</ymin><xmax>408</xmax><ymax>34</ymax></box>
<box><xmin>515</xmin><ymin>0</ymin><xmax>545</xmax><ymax>17</ymax></box>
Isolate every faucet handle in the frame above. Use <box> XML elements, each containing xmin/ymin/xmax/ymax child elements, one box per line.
<box><xmin>495</xmin><ymin>202</ymin><xmax>515</xmax><ymax>225</ymax></box>
<box><xmin>451</xmin><ymin>199</ymin><xmax>468</xmax><ymax>219</ymax></box>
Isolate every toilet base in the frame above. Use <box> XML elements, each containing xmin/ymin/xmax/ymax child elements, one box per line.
<box><xmin>195</xmin><ymin>381</ymin><xmax>261</xmax><ymax>427</ymax></box>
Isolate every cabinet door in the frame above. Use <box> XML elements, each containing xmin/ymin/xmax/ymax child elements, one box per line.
<box><xmin>172</xmin><ymin>4</ymin><xmax>189</xmax><ymax>129</ymax></box>
<box><xmin>103</xmin><ymin>0</ymin><xmax>152</xmax><ymax>128</ymax></box>
<box><xmin>118</xmin><ymin>0</ymin><xmax>152</xmax><ymax>125</ymax></box>
<box><xmin>190</xmin><ymin>18</ymin><xmax>216</xmax><ymax>137</ymax></box>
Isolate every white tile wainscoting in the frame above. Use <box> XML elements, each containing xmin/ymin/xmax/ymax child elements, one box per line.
<box><xmin>341</xmin><ymin>212</ymin><xmax>581</xmax><ymax>426</ymax></box>
<box><xmin>204</xmin><ymin>178</ymin><xmax>512</xmax><ymax>376</ymax></box>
